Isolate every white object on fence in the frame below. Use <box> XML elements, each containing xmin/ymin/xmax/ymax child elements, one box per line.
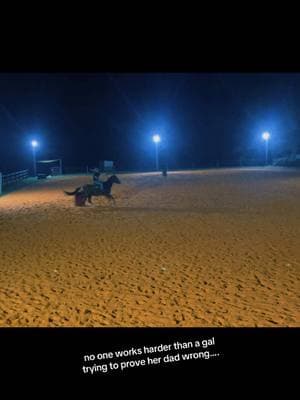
<box><xmin>50</xmin><ymin>167</ymin><xmax>61</xmax><ymax>175</ymax></box>
<box><xmin>103</xmin><ymin>161</ymin><xmax>114</xmax><ymax>172</ymax></box>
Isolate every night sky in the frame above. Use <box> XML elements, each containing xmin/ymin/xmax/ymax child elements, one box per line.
<box><xmin>1</xmin><ymin>73</ymin><xmax>300</xmax><ymax>172</ymax></box>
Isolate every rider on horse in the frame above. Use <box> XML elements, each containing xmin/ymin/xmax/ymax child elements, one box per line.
<box><xmin>91</xmin><ymin>168</ymin><xmax>104</xmax><ymax>191</ymax></box>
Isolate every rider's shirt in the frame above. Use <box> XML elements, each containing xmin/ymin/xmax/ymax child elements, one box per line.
<box><xmin>93</xmin><ymin>173</ymin><xmax>103</xmax><ymax>190</ymax></box>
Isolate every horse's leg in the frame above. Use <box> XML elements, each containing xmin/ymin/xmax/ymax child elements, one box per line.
<box><xmin>107</xmin><ymin>194</ymin><xmax>116</xmax><ymax>205</ymax></box>
<box><xmin>88</xmin><ymin>194</ymin><xmax>93</xmax><ymax>204</ymax></box>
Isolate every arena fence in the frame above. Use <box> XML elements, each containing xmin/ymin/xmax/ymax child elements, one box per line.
<box><xmin>36</xmin><ymin>159</ymin><xmax>63</xmax><ymax>177</ymax></box>
<box><xmin>0</xmin><ymin>169</ymin><xmax>29</xmax><ymax>195</ymax></box>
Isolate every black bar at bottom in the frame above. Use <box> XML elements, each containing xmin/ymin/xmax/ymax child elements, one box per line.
<box><xmin>0</xmin><ymin>328</ymin><xmax>298</xmax><ymax>381</ymax></box>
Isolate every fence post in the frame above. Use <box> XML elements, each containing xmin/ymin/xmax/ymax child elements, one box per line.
<box><xmin>0</xmin><ymin>172</ymin><xmax>2</xmax><ymax>195</ymax></box>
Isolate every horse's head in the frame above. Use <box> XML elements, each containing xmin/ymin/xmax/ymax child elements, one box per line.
<box><xmin>110</xmin><ymin>175</ymin><xmax>121</xmax><ymax>184</ymax></box>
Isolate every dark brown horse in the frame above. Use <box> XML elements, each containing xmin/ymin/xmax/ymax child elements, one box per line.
<box><xmin>64</xmin><ymin>175</ymin><xmax>121</xmax><ymax>206</ymax></box>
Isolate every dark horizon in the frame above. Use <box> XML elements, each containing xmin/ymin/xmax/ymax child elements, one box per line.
<box><xmin>1</xmin><ymin>72</ymin><xmax>300</xmax><ymax>173</ymax></box>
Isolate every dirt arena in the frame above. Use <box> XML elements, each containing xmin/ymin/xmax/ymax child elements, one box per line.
<box><xmin>0</xmin><ymin>167</ymin><xmax>299</xmax><ymax>327</ymax></box>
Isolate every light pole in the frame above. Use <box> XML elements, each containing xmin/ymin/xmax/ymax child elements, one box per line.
<box><xmin>262</xmin><ymin>132</ymin><xmax>270</xmax><ymax>165</ymax></box>
<box><xmin>31</xmin><ymin>140</ymin><xmax>38</xmax><ymax>176</ymax></box>
<box><xmin>152</xmin><ymin>134</ymin><xmax>161</xmax><ymax>171</ymax></box>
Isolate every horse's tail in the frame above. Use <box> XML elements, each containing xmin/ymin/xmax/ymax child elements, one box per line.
<box><xmin>64</xmin><ymin>187</ymin><xmax>81</xmax><ymax>196</ymax></box>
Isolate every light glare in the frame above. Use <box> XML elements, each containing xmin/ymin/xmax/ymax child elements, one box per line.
<box><xmin>152</xmin><ymin>134</ymin><xmax>161</xmax><ymax>143</ymax></box>
<box><xmin>262</xmin><ymin>132</ymin><xmax>270</xmax><ymax>141</ymax></box>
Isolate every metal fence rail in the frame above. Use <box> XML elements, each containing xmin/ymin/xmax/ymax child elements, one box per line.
<box><xmin>0</xmin><ymin>169</ymin><xmax>29</xmax><ymax>195</ymax></box>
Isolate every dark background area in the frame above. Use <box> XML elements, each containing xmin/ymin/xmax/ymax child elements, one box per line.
<box><xmin>1</xmin><ymin>73</ymin><xmax>300</xmax><ymax>173</ymax></box>
<box><xmin>0</xmin><ymin>328</ymin><xmax>298</xmax><ymax>383</ymax></box>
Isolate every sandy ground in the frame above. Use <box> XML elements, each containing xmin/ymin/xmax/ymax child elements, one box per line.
<box><xmin>0</xmin><ymin>167</ymin><xmax>299</xmax><ymax>327</ymax></box>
